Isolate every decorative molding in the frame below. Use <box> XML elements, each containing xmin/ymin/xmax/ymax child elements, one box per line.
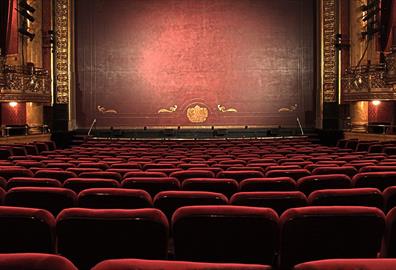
<box><xmin>54</xmin><ymin>0</ymin><xmax>70</xmax><ymax>104</ymax></box>
<box><xmin>158</xmin><ymin>105</ymin><xmax>178</xmax><ymax>113</ymax></box>
<box><xmin>217</xmin><ymin>104</ymin><xmax>237</xmax><ymax>113</ymax></box>
<box><xmin>322</xmin><ymin>0</ymin><xmax>337</xmax><ymax>102</ymax></box>
<box><xmin>186</xmin><ymin>105</ymin><xmax>208</xmax><ymax>123</ymax></box>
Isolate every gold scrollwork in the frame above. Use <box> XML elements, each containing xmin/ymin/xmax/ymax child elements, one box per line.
<box><xmin>187</xmin><ymin>105</ymin><xmax>208</xmax><ymax>123</ymax></box>
<box><xmin>158</xmin><ymin>105</ymin><xmax>178</xmax><ymax>113</ymax></box>
<box><xmin>217</xmin><ymin>104</ymin><xmax>237</xmax><ymax>112</ymax></box>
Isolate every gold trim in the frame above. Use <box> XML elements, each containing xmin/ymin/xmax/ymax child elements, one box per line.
<box><xmin>54</xmin><ymin>0</ymin><xmax>70</xmax><ymax>104</ymax></box>
<box><xmin>187</xmin><ymin>105</ymin><xmax>209</xmax><ymax>123</ymax></box>
<box><xmin>158</xmin><ymin>105</ymin><xmax>178</xmax><ymax>113</ymax></box>
<box><xmin>322</xmin><ymin>0</ymin><xmax>337</xmax><ymax>102</ymax></box>
<box><xmin>217</xmin><ymin>104</ymin><xmax>237</xmax><ymax>113</ymax></box>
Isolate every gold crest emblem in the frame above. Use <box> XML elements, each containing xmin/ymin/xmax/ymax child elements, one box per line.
<box><xmin>187</xmin><ymin>105</ymin><xmax>208</xmax><ymax>123</ymax></box>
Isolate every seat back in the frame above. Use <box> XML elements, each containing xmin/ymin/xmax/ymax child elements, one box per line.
<box><xmin>172</xmin><ymin>205</ymin><xmax>278</xmax><ymax>265</ymax></box>
<box><xmin>0</xmin><ymin>253</ymin><xmax>77</xmax><ymax>270</ymax></box>
<box><xmin>56</xmin><ymin>208</ymin><xmax>169</xmax><ymax>270</ymax></box>
<box><xmin>297</xmin><ymin>174</ymin><xmax>352</xmax><ymax>195</ymax></box>
<box><xmin>181</xmin><ymin>178</ymin><xmax>239</xmax><ymax>197</ymax></box>
<box><xmin>294</xmin><ymin>258</ymin><xmax>396</xmax><ymax>270</ymax></box>
<box><xmin>279</xmin><ymin>206</ymin><xmax>385</xmax><ymax>269</ymax></box>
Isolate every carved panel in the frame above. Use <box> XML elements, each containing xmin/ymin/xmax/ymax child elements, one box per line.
<box><xmin>54</xmin><ymin>0</ymin><xmax>70</xmax><ymax>104</ymax></box>
<box><xmin>322</xmin><ymin>0</ymin><xmax>337</xmax><ymax>102</ymax></box>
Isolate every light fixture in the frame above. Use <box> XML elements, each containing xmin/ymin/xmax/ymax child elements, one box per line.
<box><xmin>9</xmin><ymin>102</ymin><xmax>18</xmax><ymax>107</ymax></box>
<box><xmin>372</xmin><ymin>100</ymin><xmax>381</xmax><ymax>106</ymax></box>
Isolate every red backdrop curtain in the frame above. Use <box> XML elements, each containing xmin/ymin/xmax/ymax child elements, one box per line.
<box><xmin>0</xmin><ymin>0</ymin><xmax>14</xmax><ymax>56</ymax></box>
<box><xmin>381</xmin><ymin>0</ymin><xmax>396</xmax><ymax>51</ymax></box>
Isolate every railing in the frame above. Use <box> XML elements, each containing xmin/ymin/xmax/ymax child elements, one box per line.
<box><xmin>1</xmin><ymin>125</ymin><xmax>50</xmax><ymax>137</ymax></box>
<box><xmin>0</xmin><ymin>60</ymin><xmax>51</xmax><ymax>103</ymax></box>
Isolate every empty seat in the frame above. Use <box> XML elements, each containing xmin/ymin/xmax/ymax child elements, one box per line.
<box><xmin>297</xmin><ymin>174</ymin><xmax>352</xmax><ymax>195</ymax></box>
<box><xmin>0</xmin><ymin>206</ymin><xmax>55</xmax><ymax>253</ymax></box>
<box><xmin>0</xmin><ymin>253</ymin><xmax>77</xmax><ymax>270</ymax></box>
<box><xmin>182</xmin><ymin>178</ymin><xmax>239</xmax><ymax>198</ymax></box>
<box><xmin>110</xmin><ymin>162</ymin><xmax>141</xmax><ymax>169</ymax></box>
<box><xmin>77</xmin><ymin>162</ymin><xmax>109</xmax><ymax>170</ymax></box>
<box><xmin>79</xmin><ymin>171</ymin><xmax>122</xmax><ymax>181</ymax></box>
<box><xmin>66</xmin><ymin>167</ymin><xmax>102</xmax><ymax>175</ymax></box>
<box><xmin>170</xmin><ymin>170</ymin><xmax>215</xmax><ymax>183</ymax></box>
<box><xmin>0</xmin><ymin>168</ymin><xmax>34</xmax><ymax>180</ymax></box>
<box><xmin>312</xmin><ymin>166</ymin><xmax>358</xmax><ymax>177</ymax></box>
<box><xmin>63</xmin><ymin>178</ymin><xmax>120</xmax><ymax>193</ymax></box>
<box><xmin>5</xmin><ymin>187</ymin><xmax>77</xmax><ymax>216</ymax></box>
<box><xmin>173</xmin><ymin>205</ymin><xmax>278</xmax><ymax>264</ymax></box>
<box><xmin>92</xmin><ymin>258</ymin><xmax>271</xmax><ymax>270</ymax></box>
<box><xmin>308</xmin><ymin>188</ymin><xmax>383</xmax><ymax>209</ymax></box>
<box><xmin>34</xmin><ymin>170</ymin><xmax>77</xmax><ymax>183</ymax></box>
<box><xmin>239</xmin><ymin>177</ymin><xmax>296</xmax><ymax>192</ymax></box>
<box><xmin>154</xmin><ymin>191</ymin><xmax>228</xmax><ymax>220</ymax></box>
<box><xmin>383</xmin><ymin>186</ymin><xmax>396</xmax><ymax>213</ymax></box>
<box><xmin>264</xmin><ymin>169</ymin><xmax>311</xmax><ymax>181</ymax></box>
<box><xmin>279</xmin><ymin>206</ymin><xmax>385</xmax><ymax>269</ymax></box>
<box><xmin>6</xmin><ymin>177</ymin><xmax>61</xmax><ymax>190</ymax></box>
<box><xmin>294</xmin><ymin>258</ymin><xmax>396</xmax><ymax>270</ymax></box>
<box><xmin>383</xmin><ymin>207</ymin><xmax>396</xmax><ymax>257</ymax></box>
<box><xmin>217</xmin><ymin>170</ymin><xmax>264</xmax><ymax>182</ymax></box>
<box><xmin>353</xmin><ymin>172</ymin><xmax>396</xmax><ymax>191</ymax></box>
<box><xmin>230</xmin><ymin>191</ymin><xmax>307</xmax><ymax>215</ymax></box>
<box><xmin>359</xmin><ymin>165</ymin><xmax>396</xmax><ymax>172</ymax></box>
<box><xmin>122</xmin><ymin>177</ymin><xmax>180</xmax><ymax>196</ymax></box>
<box><xmin>78</xmin><ymin>188</ymin><xmax>152</xmax><ymax>209</ymax></box>
<box><xmin>124</xmin><ymin>171</ymin><xmax>167</xmax><ymax>178</ymax></box>
<box><xmin>57</xmin><ymin>208</ymin><xmax>169</xmax><ymax>270</ymax></box>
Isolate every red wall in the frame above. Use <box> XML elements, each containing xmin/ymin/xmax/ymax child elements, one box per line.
<box><xmin>1</xmin><ymin>103</ymin><xmax>26</xmax><ymax>125</ymax></box>
<box><xmin>368</xmin><ymin>101</ymin><xmax>394</xmax><ymax>123</ymax></box>
<box><xmin>75</xmin><ymin>0</ymin><xmax>315</xmax><ymax>128</ymax></box>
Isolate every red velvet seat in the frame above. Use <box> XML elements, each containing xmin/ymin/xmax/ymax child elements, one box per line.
<box><xmin>359</xmin><ymin>165</ymin><xmax>396</xmax><ymax>172</ymax></box>
<box><xmin>56</xmin><ymin>208</ymin><xmax>169</xmax><ymax>270</ymax></box>
<box><xmin>5</xmin><ymin>187</ymin><xmax>77</xmax><ymax>215</ymax></box>
<box><xmin>66</xmin><ymin>167</ymin><xmax>102</xmax><ymax>175</ymax></box>
<box><xmin>0</xmin><ymin>253</ymin><xmax>77</xmax><ymax>270</ymax></box>
<box><xmin>122</xmin><ymin>177</ymin><xmax>180</xmax><ymax>196</ymax></box>
<box><xmin>170</xmin><ymin>170</ymin><xmax>215</xmax><ymax>183</ymax></box>
<box><xmin>294</xmin><ymin>259</ymin><xmax>396</xmax><ymax>270</ymax></box>
<box><xmin>78</xmin><ymin>188</ymin><xmax>152</xmax><ymax>209</ymax></box>
<box><xmin>154</xmin><ymin>191</ymin><xmax>228</xmax><ymax>220</ymax></box>
<box><xmin>63</xmin><ymin>178</ymin><xmax>120</xmax><ymax>193</ymax></box>
<box><xmin>308</xmin><ymin>188</ymin><xmax>383</xmax><ymax>209</ymax></box>
<box><xmin>279</xmin><ymin>206</ymin><xmax>385</xmax><ymax>269</ymax></box>
<box><xmin>0</xmin><ymin>168</ymin><xmax>34</xmax><ymax>180</ymax></box>
<box><xmin>217</xmin><ymin>170</ymin><xmax>264</xmax><ymax>182</ymax></box>
<box><xmin>383</xmin><ymin>207</ymin><xmax>396</xmax><ymax>257</ymax></box>
<box><xmin>46</xmin><ymin>163</ymin><xmax>75</xmax><ymax>169</ymax></box>
<box><xmin>172</xmin><ymin>205</ymin><xmax>278</xmax><ymax>264</ymax></box>
<box><xmin>77</xmin><ymin>162</ymin><xmax>110</xmax><ymax>170</ymax></box>
<box><xmin>92</xmin><ymin>258</ymin><xmax>271</xmax><ymax>270</ymax></box>
<box><xmin>142</xmin><ymin>163</ymin><xmax>176</xmax><ymax>170</ymax></box>
<box><xmin>239</xmin><ymin>177</ymin><xmax>296</xmax><ymax>192</ymax></box>
<box><xmin>79</xmin><ymin>171</ymin><xmax>122</xmax><ymax>181</ymax></box>
<box><xmin>110</xmin><ymin>162</ymin><xmax>141</xmax><ymax>169</ymax></box>
<box><xmin>230</xmin><ymin>191</ymin><xmax>307</xmax><ymax>215</ymax></box>
<box><xmin>297</xmin><ymin>174</ymin><xmax>352</xmax><ymax>195</ymax></box>
<box><xmin>264</xmin><ymin>169</ymin><xmax>311</xmax><ymax>181</ymax></box>
<box><xmin>182</xmin><ymin>178</ymin><xmax>239</xmax><ymax>198</ymax></box>
<box><xmin>383</xmin><ymin>186</ymin><xmax>396</xmax><ymax>213</ymax></box>
<box><xmin>312</xmin><ymin>166</ymin><xmax>358</xmax><ymax>177</ymax></box>
<box><xmin>123</xmin><ymin>171</ymin><xmax>167</xmax><ymax>178</ymax></box>
<box><xmin>353</xmin><ymin>172</ymin><xmax>396</xmax><ymax>191</ymax></box>
<box><xmin>0</xmin><ymin>206</ymin><xmax>55</xmax><ymax>253</ymax></box>
<box><xmin>34</xmin><ymin>170</ymin><xmax>77</xmax><ymax>183</ymax></box>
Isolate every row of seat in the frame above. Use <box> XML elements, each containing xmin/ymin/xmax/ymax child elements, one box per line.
<box><xmin>0</xmin><ymin>205</ymin><xmax>394</xmax><ymax>269</ymax></box>
<box><xmin>1</xmin><ymin>186</ymin><xmax>395</xmax><ymax>216</ymax></box>
<box><xmin>4</xmin><ymin>253</ymin><xmax>396</xmax><ymax>270</ymax></box>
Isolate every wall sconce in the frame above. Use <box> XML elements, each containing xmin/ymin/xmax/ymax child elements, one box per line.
<box><xmin>372</xmin><ymin>100</ymin><xmax>381</xmax><ymax>106</ymax></box>
<box><xmin>9</xmin><ymin>102</ymin><xmax>18</xmax><ymax>107</ymax></box>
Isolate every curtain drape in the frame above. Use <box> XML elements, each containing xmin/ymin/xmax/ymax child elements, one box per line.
<box><xmin>0</xmin><ymin>0</ymin><xmax>14</xmax><ymax>56</ymax></box>
<box><xmin>381</xmin><ymin>0</ymin><xmax>396</xmax><ymax>51</ymax></box>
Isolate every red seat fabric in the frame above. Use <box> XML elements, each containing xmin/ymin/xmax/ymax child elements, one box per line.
<box><xmin>308</xmin><ymin>188</ymin><xmax>383</xmax><ymax>209</ymax></box>
<box><xmin>172</xmin><ymin>205</ymin><xmax>278</xmax><ymax>265</ymax></box>
<box><xmin>353</xmin><ymin>172</ymin><xmax>396</xmax><ymax>191</ymax></box>
<box><xmin>216</xmin><ymin>170</ymin><xmax>265</xmax><ymax>182</ymax></box>
<box><xmin>170</xmin><ymin>170</ymin><xmax>216</xmax><ymax>183</ymax></box>
<box><xmin>230</xmin><ymin>191</ymin><xmax>307</xmax><ymax>215</ymax></box>
<box><xmin>279</xmin><ymin>206</ymin><xmax>385</xmax><ymax>269</ymax></box>
<box><xmin>239</xmin><ymin>177</ymin><xmax>297</xmax><ymax>192</ymax></box>
<box><xmin>122</xmin><ymin>177</ymin><xmax>180</xmax><ymax>196</ymax></box>
<box><xmin>79</xmin><ymin>171</ymin><xmax>122</xmax><ymax>181</ymax></box>
<box><xmin>294</xmin><ymin>258</ymin><xmax>396</xmax><ymax>270</ymax></box>
<box><xmin>182</xmin><ymin>178</ymin><xmax>239</xmax><ymax>198</ymax></box>
<box><xmin>311</xmin><ymin>166</ymin><xmax>358</xmax><ymax>177</ymax></box>
<box><xmin>123</xmin><ymin>171</ymin><xmax>167</xmax><ymax>178</ymax></box>
<box><xmin>34</xmin><ymin>170</ymin><xmax>77</xmax><ymax>183</ymax></box>
<box><xmin>56</xmin><ymin>208</ymin><xmax>169</xmax><ymax>270</ymax></box>
<box><xmin>78</xmin><ymin>188</ymin><xmax>152</xmax><ymax>209</ymax></box>
<box><xmin>0</xmin><ymin>168</ymin><xmax>34</xmax><ymax>180</ymax></box>
<box><xmin>264</xmin><ymin>169</ymin><xmax>311</xmax><ymax>181</ymax></box>
<box><xmin>6</xmin><ymin>177</ymin><xmax>61</xmax><ymax>189</ymax></box>
<box><xmin>5</xmin><ymin>187</ymin><xmax>77</xmax><ymax>216</ymax></box>
<box><xmin>92</xmin><ymin>258</ymin><xmax>271</xmax><ymax>270</ymax></box>
<box><xmin>0</xmin><ymin>253</ymin><xmax>77</xmax><ymax>270</ymax></box>
<box><xmin>0</xmin><ymin>206</ymin><xmax>55</xmax><ymax>253</ymax></box>
<box><xmin>154</xmin><ymin>191</ymin><xmax>228</xmax><ymax>220</ymax></box>
<box><xmin>63</xmin><ymin>178</ymin><xmax>120</xmax><ymax>193</ymax></box>
<box><xmin>297</xmin><ymin>174</ymin><xmax>352</xmax><ymax>195</ymax></box>
<box><xmin>383</xmin><ymin>186</ymin><xmax>396</xmax><ymax>213</ymax></box>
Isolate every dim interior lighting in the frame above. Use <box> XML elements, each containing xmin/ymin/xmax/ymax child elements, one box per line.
<box><xmin>372</xmin><ymin>100</ymin><xmax>381</xmax><ymax>106</ymax></box>
<box><xmin>9</xmin><ymin>102</ymin><xmax>18</xmax><ymax>107</ymax></box>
